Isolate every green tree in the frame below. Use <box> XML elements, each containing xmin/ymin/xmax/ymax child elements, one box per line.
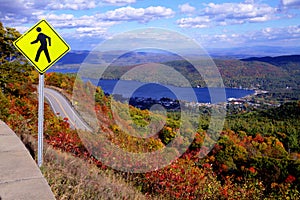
<box><xmin>0</xmin><ymin>61</ymin><xmax>34</xmax><ymax>97</ymax></box>
<box><xmin>0</xmin><ymin>21</ymin><xmax>22</xmax><ymax>63</ymax></box>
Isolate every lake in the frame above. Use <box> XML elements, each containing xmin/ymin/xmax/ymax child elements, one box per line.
<box><xmin>48</xmin><ymin>68</ymin><xmax>254</xmax><ymax>103</ymax></box>
<box><xmin>95</xmin><ymin>79</ymin><xmax>254</xmax><ymax>103</ymax></box>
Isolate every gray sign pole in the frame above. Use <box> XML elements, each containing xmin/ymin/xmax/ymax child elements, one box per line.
<box><xmin>38</xmin><ymin>73</ymin><xmax>44</xmax><ymax>167</ymax></box>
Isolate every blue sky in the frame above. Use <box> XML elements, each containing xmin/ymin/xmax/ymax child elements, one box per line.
<box><xmin>1</xmin><ymin>0</ymin><xmax>300</xmax><ymax>51</ymax></box>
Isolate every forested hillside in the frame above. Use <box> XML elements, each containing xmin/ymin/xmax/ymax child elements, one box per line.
<box><xmin>241</xmin><ymin>55</ymin><xmax>300</xmax><ymax>68</ymax></box>
<box><xmin>241</xmin><ymin>55</ymin><xmax>300</xmax><ymax>101</ymax></box>
<box><xmin>73</xmin><ymin>51</ymin><xmax>300</xmax><ymax>102</ymax></box>
<box><xmin>0</xmin><ymin>22</ymin><xmax>299</xmax><ymax>199</ymax></box>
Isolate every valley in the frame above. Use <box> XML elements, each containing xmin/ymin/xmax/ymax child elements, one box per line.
<box><xmin>1</xmin><ymin>23</ymin><xmax>299</xmax><ymax>199</ymax></box>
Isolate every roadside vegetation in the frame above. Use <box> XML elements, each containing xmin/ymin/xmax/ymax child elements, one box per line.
<box><xmin>1</xmin><ymin>22</ymin><xmax>299</xmax><ymax>199</ymax></box>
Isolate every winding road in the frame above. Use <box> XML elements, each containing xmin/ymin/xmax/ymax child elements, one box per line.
<box><xmin>44</xmin><ymin>88</ymin><xmax>93</xmax><ymax>132</ymax></box>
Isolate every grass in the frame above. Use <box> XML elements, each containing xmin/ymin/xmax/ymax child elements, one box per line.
<box><xmin>22</xmin><ymin>134</ymin><xmax>153</xmax><ymax>200</ymax></box>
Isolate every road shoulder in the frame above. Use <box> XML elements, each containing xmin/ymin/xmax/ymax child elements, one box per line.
<box><xmin>0</xmin><ymin>120</ymin><xmax>55</xmax><ymax>200</ymax></box>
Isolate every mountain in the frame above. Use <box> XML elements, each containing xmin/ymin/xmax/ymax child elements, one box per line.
<box><xmin>241</xmin><ymin>55</ymin><xmax>300</xmax><ymax>87</ymax></box>
<box><xmin>240</xmin><ymin>55</ymin><xmax>300</xmax><ymax>101</ymax></box>
<box><xmin>241</xmin><ymin>55</ymin><xmax>300</xmax><ymax>71</ymax></box>
<box><xmin>55</xmin><ymin>50</ymin><xmax>182</xmax><ymax>66</ymax></box>
<box><xmin>56</xmin><ymin>50</ymin><xmax>90</xmax><ymax>65</ymax></box>
<box><xmin>55</xmin><ymin>49</ymin><xmax>300</xmax><ymax>66</ymax></box>
<box><xmin>207</xmin><ymin>46</ymin><xmax>300</xmax><ymax>58</ymax></box>
<box><xmin>110</xmin><ymin>50</ymin><xmax>182</xmax><ymax>66</ymax></box>
<box><xmin>52</xmin><ymin>50</ymin><xmax>300</xmax><ymax>100</ymax></box>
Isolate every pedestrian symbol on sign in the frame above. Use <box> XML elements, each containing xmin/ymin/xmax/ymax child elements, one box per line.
<box><xmin>31</xmin><ymin>27</ymin><xmax>52</xmax><ymax>63</ymax></box>
<box><xmin>13</xmin><ymin>19</ymin><xmax>70</xmax><ymax>74</ymax></box>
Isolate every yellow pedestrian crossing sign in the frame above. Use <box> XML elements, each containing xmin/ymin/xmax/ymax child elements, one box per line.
<box><xmin>13</xmin><ymin>19</ymin><xmax>70</xmax><ymax>74</ymax></box>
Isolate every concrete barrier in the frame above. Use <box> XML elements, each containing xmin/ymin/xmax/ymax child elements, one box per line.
<box><xmin>0</xmin><ymin>121</ymin><xmax>55</xmax><ymax>200</ymax></box>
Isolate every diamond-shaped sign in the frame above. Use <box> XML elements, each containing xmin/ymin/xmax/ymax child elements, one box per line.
<box><xmin>13</xmin><ymin>19</ymin><xmax>70</xmax><ymax>74</ymax></box>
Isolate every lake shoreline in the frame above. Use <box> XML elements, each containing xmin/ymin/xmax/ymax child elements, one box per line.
<box><xmin>87</xmin><ymin>78</ymin><xmax>255</xmax><ymax>104</ymax></box>
<box><xmin>47</xmin><ymin>69</ymin><xmax>255</xmax><ymax>103</ymax></box>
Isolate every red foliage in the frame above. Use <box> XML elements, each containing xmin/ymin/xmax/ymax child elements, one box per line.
<box><xmin>46</xmin><ymin>129</ymin><xmax>107</xmax><ymax>170</ymax></box>
<box><xmin>221</xmin><ymin>164</ymin><xmax>228</xmax><ymax>172</ymax></box>
<box><xmin>249</xmin><ymin>166</ymin><xmax>256</xmax><ymax>174</ymax></box>
<box><xmin>285</xmin><ymin>175</ymin><xmax>296</xmax><ymax>183</ymax></box>
<box><xmin>4</xmin><ymin>68</ymin><xmax>298</xmax><ymax>199</ymax></box>
<box><xmin>221</xmin><ymin>187</ymin><xmax>228</xmax><ymax>198</ymax></box>
<box><xmin>47</xmin><ymin>131</ymin><xmax>83</xmax><ymax>156</ymax></box>
<box><xmin>202</xmin><ymin>163</ymin><xmax>211</xmax><ymax>169</ymax></box>
<box><xmin>143</xmin><ymin>158</ymin><xmax>216</xmax><ymax>199</ymax></box>
<box><xmin>253</xmin><ymin>134</ymin><xmax>264</xmax><ymax>143</ymax></box>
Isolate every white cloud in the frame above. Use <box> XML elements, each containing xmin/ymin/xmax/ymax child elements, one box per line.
<box><xmin>248</xmin><ymin>15</ymin><xmax>275</xmax><ymax>22</ymax></box>
<box><xmin>198</xmin><ymin>25</ymin><xmax>300</xmax><ymax>47</ymax></box>
<box><xmin>177</xmin><ymin>17</ymin><xmax>210</xmax><ymax>28</ymax></box>
<box><xmin>178</xmin><ymin>3</ymin><xmax>195</xmax><ymax>14</ymax></box>
<box><xmin>281</xmin><ymin>0</ymin><xmax>300</xmax><ymax>9</ymax></box>
<box><xmin>102</xmin><ymin>0</ymin><xmax>136</xmax><ymax>5</ymax></box>
<box><xmin>204</xmin><ymin>2</ymin><xmax>277</xmax><ymax>22</ymax></box>
<box><xmin>47</xmin><ymin>0</ymin><xmax>97</xmax><ymax>10</ymax></box>
<box><xmin>37</xmin><ymin>13</ymin><xmax>76</xmax><ymax>28</ymax></box>
<box><xmin>0</xmin><ymin>0</ymin><xmax>136</xmax><ymax>19</ymax></box>
<box><xmin>1</xmin><ymin>2</ymin><xmax>174</xmax><ymax>42</ymax></box>
<box><xmin>244</xmin><ymin>25</ymin><xmax>300</xmax><ymax>45</ymax></box>
<box><xmin>76</xmin><ymin>27</ymin><xmax>108</xmax><ymax>38</ymax></box>
<box><xmin>43</xmin><ymin>13</ymin><xmax>75</xmax><ymax>21</ymax></box>
<box><xmin>177</xmin><ymin>1</ymin><xmax>279</xmax><ymax>28</ymax></box>
<box><xmin>14</xmin><ymin>26</ymin><xmax>30</xmax><ymax>33</ymax></box>
<box><xmin>38</xmin><ymin>13</ymin><xmax>117</xmax><ymax>30</ymax></box>
<box><xmin>103</xmin><ymin>7</ymin><xmax>144</xmax><ymax>21</ymax></box>
<box><xmin>145</xmin><ymin>6</ymin><xmax>174</xmax><ymax>18</ymax></box>
<box><xmin>102</xmin><ymin>6</ymin><xmax>175</xmax><ymax>23</ymax></box>
<box><xmin>35</xmin><ymin>13</ymin><xmax>116</xmax><ymax>40</ymax></box>
<box><xmin>0</xmin><ymin>0</ymin><xmax>39</xmax><ymax>24</ymax></box>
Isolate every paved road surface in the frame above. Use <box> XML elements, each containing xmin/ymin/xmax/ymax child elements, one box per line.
<box><xmin>44</xmin><ymin>88</ymin><xmax>93</xmax><ymax>132</ymax></box>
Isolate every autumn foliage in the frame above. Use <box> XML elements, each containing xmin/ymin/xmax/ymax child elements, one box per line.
<box><xmin>0</xmin><ymin>23</ymin><xmax>299</xmax><ymax>199</ymax></box>
<box><xmin>1</xmin><ymin>63</ymin><xmax>299</xmax><ymax>198</ymax></box>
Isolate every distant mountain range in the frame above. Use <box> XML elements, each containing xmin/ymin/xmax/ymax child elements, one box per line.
<box><xmin>207</xmin><ymin>46</ymin><xmax>300</xmax><ymax>58</ymax></box>
<box><xmin>56</xmin><ymin>50</ymin><xmax>183</xmax><ymax>66</ymax></box>
<box><xmin>56</xmin><ymin>50</ymin><xmax>90</xmax><ymax>65</ymax></box>
<box><xmin>53</xmin><ymin>50</ymin><xmax>300</xmax><ymax>100</ymax></box>
<box><xmin>241</xmin><ymin>55</ymin><xmax>300</xmax><ymax>69</ymax></box>
<box><xmin>56</xmin><ymin>45</ymin><xmax>300</xmax><ymax>66</ymax></box>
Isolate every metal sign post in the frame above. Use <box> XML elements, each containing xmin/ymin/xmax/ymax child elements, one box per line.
<box><xmin>38</xmin><ymin>74</ymin><xmax>44</xmax><ymax>167</ymax></box>
<box><xmin>13</xmin><ymin>19</ymin><xmax>70</xmax><ymax>167</ymax></box>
